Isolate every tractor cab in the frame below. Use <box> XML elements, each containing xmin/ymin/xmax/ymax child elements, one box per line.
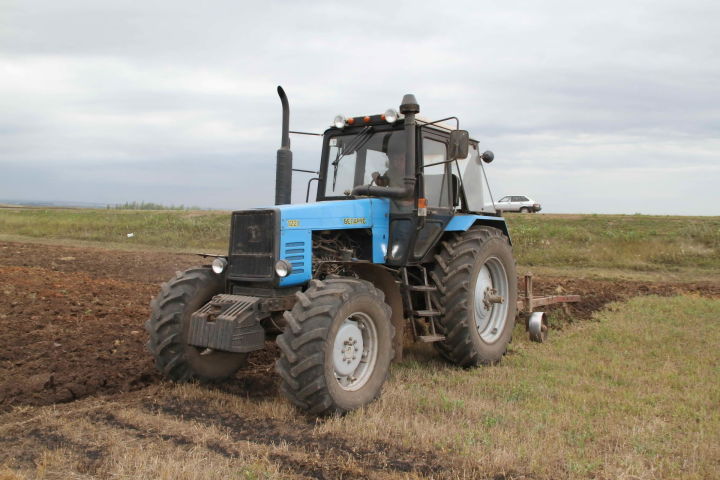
<box><xmin>315</xmin><ymin>102</ymin><xmax>498</xmax><ymax>266</ymax></box>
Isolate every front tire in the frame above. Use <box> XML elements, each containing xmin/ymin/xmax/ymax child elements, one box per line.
<box><xmin>431</xmin><ymin>226</ymin><xmax>517</xmax><ymax>366</ymax></box>
<box><xmin>520</xmin><ymin>207</ymin><xmax>530</xmax><ymax>213</ymax></box>
<box><xmin>275</xmin><ymin>277</ymin><xmax>394</xmax><ymax>415</ymax></box>
<box><xmin>145</xmin><ymin>267</ymin><xmax>247</xmax><ymax>382</ymax></box>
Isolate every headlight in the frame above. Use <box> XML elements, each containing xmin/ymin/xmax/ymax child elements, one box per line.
<box><xmin>275</xmin><ymin>259</ymin><xmax>292</xmax><ymax>277</ymax></box>
<box><xmin>211</xmin><ymin>257</ymin><xmax>227</xmax><ymax>274</ymax></box>
<box><xmin>384</xmin><ymin>108</ymin><xmax>398</xmax><ymax>123</ymax></box>
<box><xmin>333</xmin><ymin>115</ymin><xmax>346</xmax><ymax>129</ymax></box>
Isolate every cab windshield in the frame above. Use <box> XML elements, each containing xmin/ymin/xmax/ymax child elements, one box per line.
<box><xmin>324</xmin><ymin>128</ymin><xmax>406</xmax><ymax>197</ymax></box>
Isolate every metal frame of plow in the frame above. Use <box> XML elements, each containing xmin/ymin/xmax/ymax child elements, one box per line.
<box><xmin>516</xmin><ymin>273</ymin><xmax>581</xmax><ymax>313</ymax></box>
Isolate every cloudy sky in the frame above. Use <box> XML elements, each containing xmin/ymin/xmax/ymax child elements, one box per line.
<box><xmin>1</xmin><ymin>1</ymin><xmax>718</xmax><ymax>214</ymax></box>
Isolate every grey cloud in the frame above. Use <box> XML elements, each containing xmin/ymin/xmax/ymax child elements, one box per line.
<box><xmin>1</xmin><ymin>0</ymin><xmax>718</xmax><ymax>214</ymax></box>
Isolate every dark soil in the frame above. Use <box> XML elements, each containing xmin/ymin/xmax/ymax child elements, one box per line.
<box><xmin>526</xmin><ymin>275</ymin><xmax>720</xmax><ymax>325</ymax></box>
<box><xmin>0</xmin><ymin>241</ymin><xmax>201</xmax><ymax>284</ymax></box>
<box><xmin>0</xmin><ymin>242</ymin><xmax>277</xmax><ymax>412</ymax></box>
<box><xmin>1</xmin><ymin>240</ymin><xmax>718</xmax><ymax>412</ymax></box>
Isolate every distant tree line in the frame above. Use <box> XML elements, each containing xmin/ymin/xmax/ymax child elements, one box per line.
<box><xmin>109</xmin><ymin>201</ymin><xmax>201</xmax><ymax>210</ymax></box>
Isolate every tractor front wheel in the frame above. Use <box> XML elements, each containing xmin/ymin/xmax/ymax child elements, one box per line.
<box><xmin>275</xmin><ymin>277</ymin><xmax>394</xmax><ymax>415</ymax></box>
<box><xmin>432</xmin><ymin>226</ymin><xmax>517</xmax><ymax>366</ymax></box>
<box><xmin>145</xmin><ymin>267</ymin><xmax>247</xmax><ymax>382</ymax></box>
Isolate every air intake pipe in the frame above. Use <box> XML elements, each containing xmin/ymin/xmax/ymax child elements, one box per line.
<box><xmin>352</xmin><ymin>93</ymin><xmax>418</xmax><ymax>199</ymax></box>
<box><xmin>275</xmin><ymin>86</ymin><xmax>292</xmax><ymax>205</ymax></box>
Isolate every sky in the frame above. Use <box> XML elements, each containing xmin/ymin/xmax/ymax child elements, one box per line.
<box><xmin>1</xmin><ymin>0</ymin><xmax>718</xmax><ymax>214</ymax></box>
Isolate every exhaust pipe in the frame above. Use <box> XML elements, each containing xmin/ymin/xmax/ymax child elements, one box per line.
<box><xmin>399</xmin><ymin>93</ymin><xmax>419</xmax><ymax>196</ymax></box>
<box><xmin>275</xmin><ymin>86</ymin><xmax>292</xmax><ymax>205</ymax></box>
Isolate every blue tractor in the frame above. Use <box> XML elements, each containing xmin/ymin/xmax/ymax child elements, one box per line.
<box><xmin>146</xmin><ymin>87</ymin><xmax>517</xmax><ymax>415</ymax></box>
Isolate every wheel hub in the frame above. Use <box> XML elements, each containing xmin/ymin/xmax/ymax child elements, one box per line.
<box><xmin>473</xmin><ymin>257</ymin><xmax>510</xmax><ymax>343</ymax></box>
<box><xmin>333</xmin><ymin>322</ymin><xmax>364</xmax><ymax>376</ymax></box>
<box><xmin>331</xmin><ymin>312</ymin><xmax>378</xmax><ymax>392</ymax></box>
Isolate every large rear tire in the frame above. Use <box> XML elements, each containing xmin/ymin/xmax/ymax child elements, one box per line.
<box><xmin>275</xmin><ymin>277</ymin><xmax>394</xmax><ymax>415</ymax></box>
<box><xmin>145</xmin><ymin>267</ymin><xmax>247</xmax><ymax>382</ymax></box>
<box><xmin>431</xmin><ymin>226</ymin><xmax>517</xmax><ymax>366</ymax></box>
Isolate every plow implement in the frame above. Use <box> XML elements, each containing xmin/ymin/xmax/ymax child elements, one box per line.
<box><xmin>517</xmin><ymin>273</ymin><xmax>581</xmax><ymax>343</ymax></box>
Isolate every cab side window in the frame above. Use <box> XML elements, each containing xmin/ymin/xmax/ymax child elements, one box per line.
<box><xmin>422</xmin><ymin>138</ymin><xmax>451</xmax><ymax>208</ymax></box>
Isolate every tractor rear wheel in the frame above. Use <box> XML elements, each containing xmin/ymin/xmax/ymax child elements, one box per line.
<box><xmin>431</xmin><ymin>226</ymin><xmax>517</xmax><ymax>366</ymax></box>
<box><xmin>275</xmin><ymin>277</ymin><xmax>394</xmax><ymax>415</ymax></box>
<box><xmin>145</xmin><ymin>267</ymin><xmax>247</xmax><ymax>382</ymax></box>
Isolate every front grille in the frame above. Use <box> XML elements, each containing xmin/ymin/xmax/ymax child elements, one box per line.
<box><xmin>228</xmin><ymin>210</ymin><xmax>276</xmax><ymax>280</ymax></box>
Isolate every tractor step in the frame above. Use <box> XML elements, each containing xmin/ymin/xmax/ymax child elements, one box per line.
<box><xmin>406</xmin><ymin>285</ymin><xmax>437</xmax><ymax>292</ymax></box>
<box><xmin>418</xmin><ymin>334</ymin><xmax>446</xmax><ymax>343</ymax></box>
<box><xmin>413</xmin><ymin>309</ymin><xmax>441</xmax><ymax>317</ymax></box>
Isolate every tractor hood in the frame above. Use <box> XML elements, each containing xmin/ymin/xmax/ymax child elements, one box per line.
<box><xmin>273</xmin><ymin>198</ymin><xmax>390</xmax><ymax>232</ymax></box>
<box><xmin>255</xmin><ymin>198</ymin><xmax>391</xmax><ymax>287</ymax></box>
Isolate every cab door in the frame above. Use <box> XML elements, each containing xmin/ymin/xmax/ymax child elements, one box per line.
<box><xmin>411</xmin><ymin>134</ymin><xmax>455</xmax><ymax>261</ymax></box>
<box><xmin>511</xmin><ymin>196</ymin><xmax>526</xmax><ymax>211</ymax></box>
<box><xmin>497</xmin><ymin>196</ymin><xmax>511</xmax><ymax>211</ymax></box>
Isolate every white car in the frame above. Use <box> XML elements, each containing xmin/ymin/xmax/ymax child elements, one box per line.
<box><xmin>495</xmin><ymin>195</ymin><xmax>542</xmax><ymax>213</ymax></box>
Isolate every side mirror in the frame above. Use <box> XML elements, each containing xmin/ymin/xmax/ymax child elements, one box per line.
<box><xmin>481</xmin><ymin>150</ymin><xmax>494</xmax><ymax>163</ymax></box>
<box><xmin>448</xmin><ymin>130</ymin><xmax>469</xmax><ymax>160</ymax></box>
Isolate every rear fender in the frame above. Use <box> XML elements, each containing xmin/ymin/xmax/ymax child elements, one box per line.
<box><xmin>444</xmin><ymin>215</ymin><xmax>511</xmax><ymax>243</ymax></box>
<box><xmin>419</xmin><ymin>215</ymin><xmax>511</xmax><ymax>264</ymax></box>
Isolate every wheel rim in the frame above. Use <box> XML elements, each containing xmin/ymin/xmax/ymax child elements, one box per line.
<box><xmin>332</xmin><ymin>312</ymin><xmax>378</xmax><ymax>391</ymax></box>
<box><xmin>473</xmin><ymin>256</ymin><xmax>509</xmax><ymax>343</ymax></box>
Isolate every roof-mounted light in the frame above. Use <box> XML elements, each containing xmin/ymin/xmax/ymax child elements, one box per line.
<box><xmin>384</xmin><ymin>108</ymin><xmax>398</xmax><ymax>123</ymax></box>
<box><xmin>333</xmin><ymin>115</ymin><xmax>346</xmax><ymax>129</ymax></box>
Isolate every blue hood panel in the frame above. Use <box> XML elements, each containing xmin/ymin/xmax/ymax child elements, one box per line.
<box><xmin>273</xmin><ymin>199</ymin><xmax>390</xmax><ymax>286</ymax></box>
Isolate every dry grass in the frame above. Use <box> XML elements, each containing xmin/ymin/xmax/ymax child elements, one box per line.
<box><xmin>505</xmin><ymin>213</ymin><xmax>720</xmax><ymax>272</ymax></box>
<box><xmin>0</xmin><ymin>207</ymin><xmax>229</xmax><ymax>252</ymax></box>
<box><xmin>319</xmin><ymin>295</ymin><xmax>720</xmax><ymax>478</ymax></box>
<box><xmin>1</xmin><ymin>208</ymin><xmax>719</xmax><ymax>274</ymax></box>
<box><xmin>517</xmin><ymin>264</ymin><xmax>720</xmax><ymax>284</ymax></box>
<box><xmin>1</xmin><ymin>296</ymin><xmax>718</xmax><ymax>479</ymax></box>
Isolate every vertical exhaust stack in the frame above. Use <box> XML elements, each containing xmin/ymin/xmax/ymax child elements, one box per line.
<box><xmin>275</xmin><ymin>86</ymin><xmax>292</xmax><ymax>205</ymax></box>
<box><xmin>399</xmin><ymin>94</ymin><xmax>419</xmax><ymax>196</ymax></box>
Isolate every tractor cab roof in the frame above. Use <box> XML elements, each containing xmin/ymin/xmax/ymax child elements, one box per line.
<box><xmin>327</xmin><ymin>114</ymin><xmax>465</xmax><ymax>137</ymax></box>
